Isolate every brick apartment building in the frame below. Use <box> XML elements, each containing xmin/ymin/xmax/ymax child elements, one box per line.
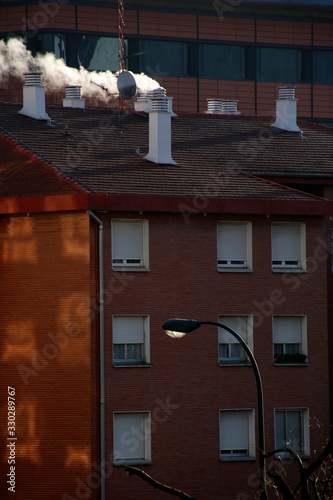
<box><xmin>1</xmin><ymin>71</ymin><xmax>333</xmax><ymax>499</ymax></box>
<box><xmin>1</xmin><ymin>1</ymin><xmax>333</xmax><ymax>500</ymax></box>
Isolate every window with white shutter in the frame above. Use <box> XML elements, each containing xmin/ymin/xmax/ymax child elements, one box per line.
<box><xmin>275</xmin><ymin>408</ymin><xmax>310</xmax><ymax>458</ymax></box>
<box><xmin>273</xmin><ymin>316</ymin><xmax>307</xmax><ymax>364</ymax></box>
<box><xmin>272</xmin><ymin>223</ymin><xmax>306</xmax><ymax>270</ymax></box>
<box><xmin>217</xmin><ymin>222</ymin><xmax>252</xmax><ymax>271</ymax></box>
<box><xmin>113</xmin><ymin>412</ymin><xmax>151</xmax><ymax>464</ymax></box>
<box><xmin>113</xmin><ymin>316</ymin><xmax>150</xmax><ymax>365</ymax></box>
<box><xmin>112</xmin><ymin>219</ymin><xmax>149</xmax><ymax>270</ymax></box>
<box><xmin>220</xmin><ymin>410</ymin><xmax>255</xmax><ymax>459</ymax></box>
<box><xmin>218</xmin><ymin>315</ymin><xmax>253</xmax><ymax>365</ymax></box>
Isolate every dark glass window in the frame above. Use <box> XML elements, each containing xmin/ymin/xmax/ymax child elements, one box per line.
<box><xmin>31</xmin><ymin>33</ymin><xmax>120</xmax><ymax>71</ymax></box>
<box><xmin>314</xmin><ymin>50</ymin><xmax>333</xmax><ymax>84</ymax></box>
<box><xmin>199</xmin><ymin>44</ymin><xmax>248</xmax><ymax>80</ymax></box>
<box><xmin>257</xmin><ymin>47</ymin><xmax>310</xmax><ymax>83</ymax></box>
<box><xmin>138</xmin><ymin>40</ymin><xmax>188</xmax><ymax>77</ymax></box>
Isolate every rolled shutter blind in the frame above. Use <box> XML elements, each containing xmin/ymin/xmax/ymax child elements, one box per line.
<box><xmin>113</xmin><ymin>316</ymin><xmax>144</xmax><ymax>344</ymax></box>
<box><xmin>112</xmin><ymin>221</ymin><xmax>143</xmax><ymax>261</ymax></box>
<box><xmin>218</xmin><ymin>316</ymin><xmax>247</xmax><ymax>344</ymax></box>
<box><xmin>220</xmin><ymin>411</ymin><xmax>249</xmax><ymax>451</ymax></box>
<box><xmin>114</xmin><ymin>413</ymin><xmax>145</xmax><ymax>459</ymax></box>
<box><xmin>274</xmin><ymin>317</ymin><xmax>301</xmax><ymax>344</ymax></box>
<box><xmin>272</xmin><ymin>225</ymin><xmax>300</xmax><ymax>262</ymax></box>
<box><xmin>218</xmin><ymin>224</ymin><xmax>246</xmax><ymax>262</ymax></box>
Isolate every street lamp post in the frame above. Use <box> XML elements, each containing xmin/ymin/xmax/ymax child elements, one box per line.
<box><xmin>162</xmin><ymin>318</ymin><xmax>267</xmax><ymax>500</ymax></box>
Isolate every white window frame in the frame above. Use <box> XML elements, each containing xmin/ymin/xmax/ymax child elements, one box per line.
<box><xmin>272</xmin><ymin>315</ymin><xmax>307</xmax><ymax>365</ymax></box>
<box><xmin>112</xmin><ymin>315</ymin><xmax>150</xmax><ymax>366</ymax></box>
<box><xmin>218</xmin><ymin>315</ymin><xmax>253</xmax><ymax>365</ymax></box>
<box><xmin>111</xmin><ymin>219</ymin><xmax>149</xmax><ymax>271</ymax></box>
<box><xmin>219</xmin><ymin>409</ymin><xmax>256</xmax><ymax>460</ymax></box>
<box><xmin>217</xmin><ymin>222</ymin><xmax>252</xmax><ymax>272</ymax></box>
<box><xmin>271</xmin><ymin>222</ymin><xmax>306</xmax><ymax>272</ymax></box>
<box><xmin>274</xmin><ymin>408</ymin><xmax>310</xmax><ymax>459</ymax></box>
<box><xmin>113</xmin><ymin>411</ymin><xmax>152</xmax><ymax>465</ymax></box>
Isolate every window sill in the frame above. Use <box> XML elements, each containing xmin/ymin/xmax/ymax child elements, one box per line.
<box><xmin>273</xmin><ymin>362</ymin><xmax>308</xmax><ymax>367</ymax></box>
<box><xmin>114</xmin><ymin>460</ymin><xmax>152</xmax><ymax>467</ymax></box>
<box><xmin>112</xmin><ymin>267</ymin><xmax>150</xmax><ymax>272</ymax></box>
<box><xmin>218</xmin><ymin>268</ymin><xmax>253</xmax><ymax>273</ymax></box>
<box><xmin>272</xmin><ymin>268</ymin><xmax>307</xmax><ymax>274</ymax></box>
<box><xmin>220</xmin><ymin>456</ymin><xmax>256</xmax><ymax>462</ymax></box>
<box><xmin>275</xmin><ymin>452</ymin><xmax>310</xmax><ymax>461</ymax></box>
<box><xmin>219</xmin><ymin>362</ymin><xmax>252</xmax><ymax>367</ymax></box>
<box><xmin>113</xmin><ymin>363</ymin><xmax>152</xmax><ymax>368</ymax></box>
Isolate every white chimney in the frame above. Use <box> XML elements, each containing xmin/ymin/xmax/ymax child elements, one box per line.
<box><xmin>63</xmin><ymin>86</ymin><xmax>85</xmax><ymax>108</ymax></box>
<box><xmin>271</xmin><ymin>86</ymin><xmax>300</xmax><ymax>132</ymax></box>
<box><xmin>18</xmin><ymin>73</ymin><xmax>50</xmax><ymax>121</ymax></box>
<box><xmin>206</xmin><ymin>99</ymin><xmax>240</xmax><ymax>114</ymax></box>
<box><xmin>135</xmin><ymin>89</ymin><xmax>176</xmax><ymax>116</ymax></box>
<box><xmin>144</xmin><ymin>88</ymin><xmax>176</xmax><ymax>165</ymax></box>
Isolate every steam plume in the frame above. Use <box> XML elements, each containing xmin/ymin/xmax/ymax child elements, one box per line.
<box><xmin>0</xmin><ymin>38</ymin><xmax>161</xmax><ymax>101</ymax></box>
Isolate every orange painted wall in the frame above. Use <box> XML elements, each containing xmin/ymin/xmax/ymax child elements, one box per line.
<box><xmin>0</xmin><ymin>211</ymin><xmax>99</xmax><ymax>500</ymax></box>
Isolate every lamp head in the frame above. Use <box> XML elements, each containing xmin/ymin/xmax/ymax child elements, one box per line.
<box><xmin>162</xmin><ymin>318</ymin><xmax>201</xmax><ymax>339</ymax></box>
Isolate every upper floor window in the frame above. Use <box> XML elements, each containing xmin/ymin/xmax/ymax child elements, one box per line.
<box><xmin>271</xmin><ymin>223</ymin><xmax>306</xmax><ymax>271</ymax></box>
<box><xmin>217</xmin><ymin>222</ymin><xmax>252</xmax><ymax>272</ymax></box>
<box><xmin>220</xmin><ymin>409</ymin><xmax>255</xmax><ymax>460</ymax></box>
<box><xmin>257</xmin><ymin>47</ymin><xmax>311</xmax><ymax>83</ymax></box>
<box><xmin>111</xmin><ymin>219</ymin><xmax>149</xmax><ymax>271</ymax></box>
<box><xmin>113</xmin><ymin>315</ymin><xmax>150</xmax><ymax>366</ymax></box>
<box><xmin>273</xmin><ymin>316</ymin><xmax>307</xmax><ymax>364</ymax></box>
<box><xmin>218</xmin><ymin>315</ymin><xmax>253</xmax><ymax>365</ymax></box>
<box><xmin>113</xmin><ymin>411</ymin><xmax>152</xmax><ymax>465</ymax></box>
<box><xmin>275</xmin><ymin>408</ymin><xmax>310</xmax><ymax>458</ymax></box>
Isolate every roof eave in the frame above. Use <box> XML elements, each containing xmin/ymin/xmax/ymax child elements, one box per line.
<box><xmin>0</xmin><ymin>192</ymin><xmax>331</xmax><ymax>216</ymax></box>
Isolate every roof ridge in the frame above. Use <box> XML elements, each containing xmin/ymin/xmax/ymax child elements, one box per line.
<box><xmin>0</xmin><ymin>129</ymin><xmax>92</xmax><ymax>195</ymax></box>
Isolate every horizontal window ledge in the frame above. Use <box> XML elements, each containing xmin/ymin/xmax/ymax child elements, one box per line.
<box><xmin>114</xmin><ymin>460</ymin><xmax>152</xmax><ymax>467</ymax></box>
<box><xmin>113</xmin><ymin>363</ymin><xmax>152</xmax><ymax>368</ymax></box>
<box><xmin>273</xmin><ymin>362</ymin><xmax>308</xmax><ymax>367</ymax></box>
<box><xmin>272</xmin><ymin>268</ymin><xmax>307</xmax><ymax>273</ymax></box>
<box><xmin>220</xmin><ymin>456</ymin><xmax>256</xmax><ymax>462</ymax></box>
<box><xmin>219</xmin><ymin>362</ymin><xmax>252</xmax><ymax>367</ymax></box>
<box><xmin>217</xmin><ymin>268</ymin><xmax>253</xmax><ymax>273</ymax></box>
<box><xmin>112</xmin><ymin>267</ymin><xmax>151</xmax><ymax>272</ymax></box>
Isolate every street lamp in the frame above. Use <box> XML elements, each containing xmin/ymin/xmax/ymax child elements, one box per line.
<box><xmin>162</xmin><ymin>318</ymin><xmax>267</xmax><ymax>500</ymax></box>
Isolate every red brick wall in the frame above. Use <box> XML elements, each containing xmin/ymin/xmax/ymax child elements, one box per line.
<box><xmin>100</xmin><ymin>211</ymin><xmax>330</xmax><ymax>500</ymax></box>
<box><xmin>0</xmin><ymin>211</ymin><xmax>99</xmax><ymax>500</ymax></box>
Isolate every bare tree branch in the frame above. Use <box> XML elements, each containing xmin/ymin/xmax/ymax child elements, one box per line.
<box><xmin>124</xmin><ymin>466</ymin><xmax>198</xmax><ymax>500</ymax></box>
<box><xmin>267</xmin><ymin>467</ymin><xmax>295</xmax><ymax>500</ymax></box>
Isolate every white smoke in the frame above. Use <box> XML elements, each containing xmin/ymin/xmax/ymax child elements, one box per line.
<box><xmin>0</xmin><ymin>38</ymin><xmax>161</xmax><ymax>101</ymax></box>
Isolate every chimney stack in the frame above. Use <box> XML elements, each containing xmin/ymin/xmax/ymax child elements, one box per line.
<box><xmin>206</xmin><ymin>99</ymin><xmax>240</xmax><ymax>114</ymax></box>
<box><xmin>144</xmin><ymin>88</ymin><xmax>176</xmax><ymax>165</ymax></box>
<box><xmin>271</xmin><ymin>86</ymin><xmax>300</xmax><ymax>132</ymax></box>
<box><xmin>18</xmin><ymin>73</ymin><xmax>50</xmax><ymax>121</ymax></box>
<box><xmin>63</xmin><ymin>86</ymin><xmax>85</xmax><ymax>108</ymax></box>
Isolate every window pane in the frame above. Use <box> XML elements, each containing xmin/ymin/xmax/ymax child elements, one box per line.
<box><xmin>257</xmin><ymin>48</ymin><xmax>302</xmax><ymax>82</ymax></box>
<box><xmin>139</xmin><ymin>40</ymin><xmax>187</xmax><ymax>77</ymax></box>
<box><xmin>286</xmin><ymin>411</ymin><xmax>302</xmax><ymax>452</ymax></box>
<box><xmin>219</xmin><ymin>344</ymin><xmax>229</xmax><ymax>359</ymax></box>
<box><xmin>199</xmin><ymin>44</ymin><xmax>245</xmax><ymax>80</ymax></box>
<box><xmin>314</xmin><ymin>50</ymin><xmax>333</xmax><ymax>84</ymax></box>
<box><xmin>275</xmin><ymin>411</ymin><xmax>286</xmax><ymax>449</ymax></box>
<box><xmin>231</xmin><ymin>343</ymin><xmax>245</xmax><ymax>360</ymax></box>
<box><xmin>114</xmin><ymin>344</ymin><xmax>125</xmax><ymax>360</ymax></box>
<box><xmin>126</xmin><ymin>344</ymin><xmax>142</xmax><ymax>361</ymax></box>
<box><xmin>77</xmin><ymin>35</ymin><xmax>120</xmax><ymax>72</ymax></box>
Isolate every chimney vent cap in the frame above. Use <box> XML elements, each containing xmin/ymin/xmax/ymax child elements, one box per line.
<box><xmin>24</xmin><ymin>72</ymin><xmax>42</xmax><ymax>86</ymax></box>
<box><xmin>206</xmin><ymin>98</ymin><xmax>239</xmax><ymax>114</ymax></box>
<box><xmin>278</xmin><ymin>86</ymin><xmax>296</xmax><ymax>100</ymax></box>
<box><xmin>65</xmin><ymin>85</ymin><xmax>82</xmax><ymax>99</ymax></box>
